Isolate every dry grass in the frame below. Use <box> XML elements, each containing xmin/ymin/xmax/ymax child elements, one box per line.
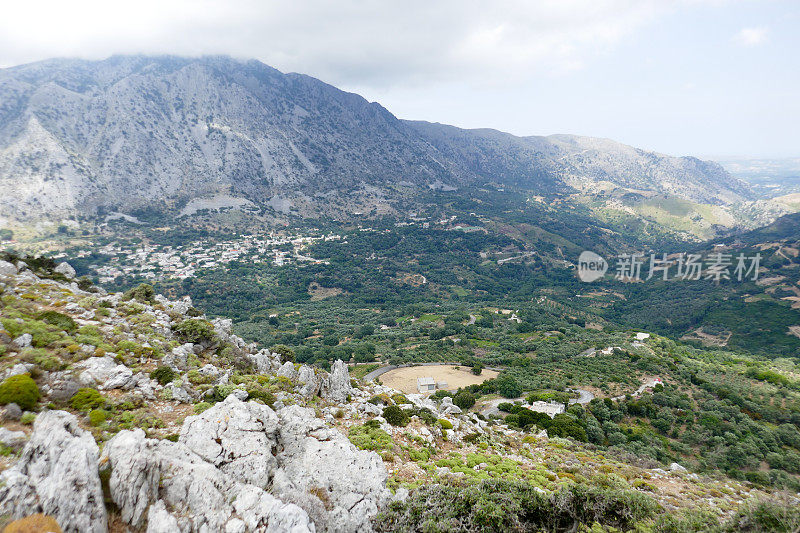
<box><xmin>379</xmin><ymin>365</ymin><xmax>498</xmax><ymax>394</ymax></box>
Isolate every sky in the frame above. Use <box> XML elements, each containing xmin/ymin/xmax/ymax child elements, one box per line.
<box><xmin>0</xmin><ymin>0</ymin><xmax>797</xmax><ymax>159</ymax></box>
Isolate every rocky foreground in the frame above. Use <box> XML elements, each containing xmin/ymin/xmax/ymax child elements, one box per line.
<box><xmin>0</xmin><ymin>257</ymin><xmax>795</xmax><ymax>532</ymax></box>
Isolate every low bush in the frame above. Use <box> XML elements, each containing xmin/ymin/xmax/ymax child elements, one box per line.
<box><xmin>70</xmin><ymin>388</ymin><xmax>104</xmax><ymax>411</ymax></box>
<box><xmin>89</xmin><ymin>409</ymin><xmax>108</xmax><ymax>426</ymax></box>
<box><xmin>193</xmin><ymin>402</ymin><xmax>212</xmax><ymax>414</ymax></box>
<box><xmin>37</xmin><ymin>310</ymin><xmax>77</xmax><ymax>333</ymax></box>
<box><xmin>173</xmin><ymin>319</ymin><xmax>217</xmax><ymax>345</ymax></box>
<box><xmin>373</xmin><ymin>480</ymin><xmax>659</xmax><ymax>532</ymax></box>
<box><xmin>0</xmin><ymin>374</ymin><xmax>40</xmax><ymax>410</ymax></box>
<box><xmin>348</xmin><ymin>423</ymin><xmax>394</xmax><ymax>452</ymax></box>
<box><xmin>383</xmin><ymin>405</ymin><xmax>409</xmax><ymax>427</ymax></box>
<box><xmin>150</xmin><ymin>366</ymin><xmax>176</xmax><ymax>385</ymax></box>
<box><xmin>123</xmin><ymin>283</ymin><xmax>156</xmax><ymax>304</ymax></box>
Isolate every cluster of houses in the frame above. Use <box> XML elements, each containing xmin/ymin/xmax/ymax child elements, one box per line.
<box><xmin>61</xmin><ymin>233</ymin><xmax>340</xmax><ymax>283</ymax></box>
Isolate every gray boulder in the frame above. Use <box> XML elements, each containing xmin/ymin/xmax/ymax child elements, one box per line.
<box><xmin>47</xmin><ymin>375</ymin><xmax>81</xmax><ymax>403</ymax></box>
<box><xmin>0</xmin><ymin>260</ymin><xmax>17</xmax><ymax>277</ymax></box>
<box><xmin>3</xmin><ymin>402</ymin><xmax>22</xmax><ymax>421</ymax></box>
<box><xmin>102</xmin><ymin>425</ymin><xmax>314</xmax><ymax>532</ymax></box>
<box><xmin>278</xmin><ymin>361</ymin><xmax>299</xmax><ymax>381</ymax></box>
<box><xmin>319</xmin><ymin>360</ymin><xmax>352</xmax><ymax>403</ymax></box>
<box><xmin>247</xmin><ymin>349</ymin><xmax>281</xmax><ymax>374</ymax></box>
<box><xmin>180</xmin><ymin>395</ymin><xmax>278</xmax><ymax>488</ymax></box>
<box><xmin>165</xmin><ymin>383</ymin><xmax>193</xmax><ymax>403</ymax></box>
<box><xmin>12</xmin><ymin>334</ymin><xmax>32</xmax><ymax>349</ymax></box>
<box><xmin>145</xmin><ymin>500</ymin><xmax>181</xmax><ymax>533</ymax></box>
<box><xmin>273</xmin><ymin>405</ymin><xmax>390</xmax><ymax>532</ymax></box>
<box><xmin>0</xmin><ymin>410</ymin><xmax>107</xmax><ymax>533</ymax></box>
<box><xmin>298</xmin><ymin>365</ymin><xmax>322</xmax><ymax>398</ymax></box>
<box><xmin>163</xmin><ymin>343</ymin><xmax>193</xmax><ymax>370</ymax></box>
<box><xmin>0</xmin><ymin>427</ymin><xmax>26</xmax><ymax>450</ymax></box>
<box><xmin>76</xmin><ymin>356</ymin><xmax>120</xmax><ymax>386</ymax></box>
<box><xmin>3</xmin><ymin>363</ymin><xmax>33</xmax><ymax>380</ymax></box>
<box><xmin>55</xmin><ymin>261</ymin><xmax>77</xmax><ymax>279</ymax></box>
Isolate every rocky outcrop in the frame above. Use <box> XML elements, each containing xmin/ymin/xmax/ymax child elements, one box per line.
<box><xmin>247</xmin><ymin>349</ymin><xmax>282</xmax><ymax>375</ymax></box>
<box><xmin>0</xmin><ymin>260</ymin><xmax>18</xmax><ymax>277</ymax></box>
<box><xmin>273</xmin><ymin>405</ymin><xmax>390</xmax><ymax>532</ymax></box>
<box><xmin>297</xmin><ymin>365</ymin><xmax>322</xmax><ymax>398</ymax></box>
<box><xmin>319</xmin><ymin>360</ymin><xmax>352</xmax><ymax>403</ymax></box>
<box><xmin>179</xmin><ymin>396</ymin><xmax>279</xmax><ymax>488</ymax></box>
<box><xmin>54</xmin><ymin>262</ymin><xmax>76</xmax><ymax>279</ymax></box>
<box><xmin>100</xmin><ymin>397</ymin><xmax>388</xmax><ymax>532</ymax></box>
<box><xmin>0</xmin><ymin>411</ymin><xmax>107</xmax><ymax>533</ymax></box>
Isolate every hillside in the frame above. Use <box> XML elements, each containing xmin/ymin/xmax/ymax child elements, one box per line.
<box><xmin>0</xmin><ymin>55</ymin><xmax>755</xmax><ymax>226</ymax></box>
<box><xmin>1</xmin><ymin>255</ymin><xmax>800</xmax><ymax>531</ymax></box>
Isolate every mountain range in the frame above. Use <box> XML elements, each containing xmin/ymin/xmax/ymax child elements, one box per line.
<box><xmin>0</xmin><ymin>55</ymin><xmax>756</xmax><ymax>224</ymax></box>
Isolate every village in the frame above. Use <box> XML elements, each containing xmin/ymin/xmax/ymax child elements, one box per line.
<box><xmin>57</xmin><ymin>232</ymin><xmax>341</xmax><ymax>283</ymax></box>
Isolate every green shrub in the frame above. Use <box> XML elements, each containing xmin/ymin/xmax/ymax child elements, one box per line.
<box><xmin>391</xmin><ymin>393</ymin><xmax>411</xmax><ymax>404</ymax></box>
<box><xmin>173</xmin><ymin>319</ymin><xmax>217</xmax><ymax>345</ymax></box>
<box><xmin>20</xmin><ymin>412</ymin><xmax>36</xmax><ymax>425</ymax></box>
<box><xmin>453</xmin><ymin>391</ymin><xmax>476</xmax><ymax>410</ymax></box>
<box><xmin>413</xmin><ymin>407</ymin><xmax>438</xmax><ymax>425</ymax></box>
<box><xmin>88</xmin><ymin>409</ymin><xmax>108</xmax><ymax>426</ymax></box>
<box><xmin>383</xmin><ymin>405</ymin><xmax>409</xmax><ymax>427</ymax></box>
<box><xmin>70</xmin><ymin>388</ymin><xmax>104</xmax><ymax>411</ymax></box>
<box><xmin>0</xmin><ymin>374</ymin><xmax>40</xmax><ymax>410</ymax></box>
<box><xmin>123</xmin><ymin>283</ymin><xmax>156</xmax><ymax>304</ymax></box>
<box><xmin>193</xmin><ymin>402</ymin><xmax>213</xmax><ymax>414</ymax></box>
<box><xmin>37</xmin><ymin>310</ymin><xmax>77</xmax><ymax>333</ymax></box>
<box><xmin>471</xmin><ymin>363</ymin><xmax>483</xmax><ymax>375</ymax></box>
<box><xmin>271</xmin><ymin>344</ymin><xmax>295</xmax><ymax>363</ymax></box>
<box><xmin>349</xmin><ymin>424</ymin><xmax>394</xmax><ymax>451</ymax></box>
<box><xmin>150</xmin><ymin>366</ymin><xmax>176</xmax><ymax>385</ymax></box>
<box><xmin>247</xmin><ymin>389</ymin><xmax>276</xmax><ymax>407</ymax></box>
<box><xmin>438</xmin><ymin>419</ymin><xmax>453</xmax><ymax>430</ymax></box>
<box><xmin>374</xmin><ymin>480</ymin><xmax>659</xmax><ymax>532</ymax></box>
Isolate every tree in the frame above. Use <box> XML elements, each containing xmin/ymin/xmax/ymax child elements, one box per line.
<box><xmin>453</xmin><ymin>391</ymin><xmax>476</xmax><ymax>410</ymax></box>
<box><xmin>272</xmin><ymin>344</ymin><xmax>295</xmax><ymax>363</ymax></box>
<box><xmin>495</xmin><ymin>375</ymin><xmax>522</xmax><ymax>398</ymax></box>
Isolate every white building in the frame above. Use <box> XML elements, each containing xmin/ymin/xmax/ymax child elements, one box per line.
<box><xmin>417</xmin><ymin>377</ymin><xmax>436</xmax><ymax>393</ymax></box>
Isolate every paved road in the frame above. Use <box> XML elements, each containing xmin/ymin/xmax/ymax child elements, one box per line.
<box><xmin>479</xmin><ymin>387</ymin><xmax>595</xmax><ymax>417</ymax></box>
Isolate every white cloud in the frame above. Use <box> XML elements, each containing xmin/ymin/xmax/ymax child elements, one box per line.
<box><xmin>735</xmin><ymin>26</ymin><xmax>768</xmax><ymax>47</ymax></box>
<box><xmin>0</xmin><ymin>0</ymin><xmax>680</xmax><ymax>86</ymax></box>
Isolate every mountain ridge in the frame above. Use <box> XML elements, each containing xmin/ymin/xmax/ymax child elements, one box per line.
<box><xmin>0</xmin><ymin>55</ymin><xmax>752</xmax><ymax>223</ymax></box>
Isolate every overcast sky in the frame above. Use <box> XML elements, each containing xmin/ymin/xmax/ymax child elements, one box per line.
<box><xmin>1</xmin><ymin>0</ymin><xmax>797</xmax><ymax>158</ymax></box>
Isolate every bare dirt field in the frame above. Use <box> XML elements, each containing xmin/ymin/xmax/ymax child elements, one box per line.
<box><xmin>380</xmin><ymin>364</ymin><xmax>498</xmax><ymax>394</ymax></box>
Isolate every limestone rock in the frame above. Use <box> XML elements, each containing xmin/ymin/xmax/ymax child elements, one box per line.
<box><xmin>233</xmin><ymin>484</ymin><xmax>315</xmax><ymax>533</ymax></box>
<box><xmin>0</xmin><ymin>410</ymin><xmax>107</xmax><ymax>533</ymax></box>
<box><xmin>179</xmin><ymin>395</ymin><xmax>279</xmax><ymax>488</ymax></box>
<box><xmin>0</xmin><ymin>427</ymin><xmax>26</xmax><ymax>450</ymax></box>
<box><xmin>3</xmin><ymin>363</ymin><xmax>34</xmax><ymax>379</ymax></box>
<box><xmin>298</xmin><ymin>365</ymin><xmax>321</xmax><ymax>398</ymax></box>
<box><xmin>319</xmin><ymin>360</ymin><xmax>352</xmax><ymax>403</ymax></box>
<box><xmin>273</xmin><ymin>405</ymin><xmax>390</xmax><ymax>532</ymax></box>
<box><xmin>12</xmin><ymin>334</ymin><xmax>32</xmax><ymax>349</ymax></box>
<box><xmin>0</xmin><ymin>260</ymin><xmax>18</xmax><ymax>277</ymax></box>
<box><xmin>3</xmin><ymin>403</ymin><xmax>22</xmax><ymax>421</ymax></box>
<box><xmin>145</xmin><ymin>500</ymin><xmax>181</xmax><ymax>533</ymax></box>
<box><xmin>164</xmin><ymin>382</ymin><xmax>194</xmax><ymax>403</ymax></box>
<box><xmin>278</xmin><ymin>361</ymin><xmax>299</xmax><ymax>381</ymax></box>
<box><xmin>55</xmin><ymin>262</ymin><xmax>77</xmax><ymax>279</ymax></box>
<box><xmin>247</xmin><ymin>349</ymin><xmax>281</xmax><ymax>374</ymax></box>
<box><xmin>163</xmin><ymin>343</ymin><xmax>193</xmax><ymax>371</ymax></box>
